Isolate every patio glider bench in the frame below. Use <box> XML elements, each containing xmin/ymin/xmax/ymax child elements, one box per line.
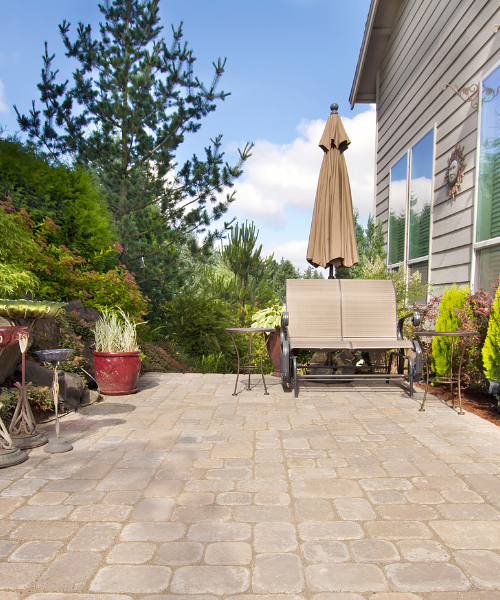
<box><xmin>280</xmin><ymin>279</ymin><xmax>422</xmax><ymax>398</ymax></box>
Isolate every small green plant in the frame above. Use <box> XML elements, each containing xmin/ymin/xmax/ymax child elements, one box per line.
<box><xmin>94</xmin><ymin>308</ymin><xmax>143</xmax><ymax>353</ymax></box>
<box><xmin>483</xmin><ymin>284</ymin><xmax>500</xmax><ymax>381</ymax></box>
<box><xmin>0</xmin><ymin>387</ymin><xmax>19</xmax><ymax>423</ymax></box>
<box><xmin>432</xmin><ymin>284</ymin><xmax>469</xmax><ymax>378</ymax></box>
<box><xmin>251</xmin><ymin>303</ymin><xmax>284</xmax><ymax>329</ymax></box>
<box><xmin>201</xmin><ymin>352</ymin><xmax>224</xmax><ymax>373</ymax></box>
<box><xmin>0</xmin><ymin>385</ymin><xmax>54</xmax><ymax>424</ymax></box>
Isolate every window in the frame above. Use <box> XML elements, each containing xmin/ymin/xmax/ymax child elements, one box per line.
<box><xmin>388</xmin><ymin>130</ymin><xmax>434</xmax><ymax>301</ymax></box>
<box><xmin>475</xmin><ymin>62</ymin><xmax>500</xmax><ymax>291</ymax></box>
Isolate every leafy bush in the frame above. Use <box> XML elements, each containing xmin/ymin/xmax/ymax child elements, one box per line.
<box><xmin>431</xmin><ymin>284</ymin><xmax>469</xmax><ymax>379</ymax></box>
<box><xmin>201</xmin><ymin>352</ymin><xmax>224</xmax><ymax>373</ymax></box>
<box><xmin>483</xmin><ymin>283</ymin><xmax>500</xmax><ymax>381</ymax></box>
<box><xmin>139</xmin><ymin>340</ymin><xmax>185</xmax><ymax>374</ymax></box>
<box><xmin>0</xmin><ymin>385</ymin><xmax>54</xmax><ymax>424</ymax></box>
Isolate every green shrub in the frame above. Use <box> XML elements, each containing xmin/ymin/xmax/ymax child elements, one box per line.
<box><xmin>139</xmin><ymin>340</ymin><xmax>185</xmax><ymax>374</ymax></box>
<box><xmin>483</xmin><ymin>284</ymin><xmax>500</xmax><ymax>381</ymax></box>
<box><xmin>201</xmin><ymin>352</ymin><xmax>224</xmax><ymax>373</ymax></box>
<box><xmin>0</xmin><ymin>387</ymin><xmax>19</xmax><ymax>423</ymax></box>
<box><xmin>432</xmin><ymin>284</ymin><xmax>469</xmax><ymax>379</ymax></box>
<box><xmin>0</xmin><ymin>385</ymin><xmax>54</xmax><ymax>424</ymax></box>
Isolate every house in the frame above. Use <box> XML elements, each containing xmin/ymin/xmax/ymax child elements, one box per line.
<box><xmin>350</xmin><ymin>0</ymin><xmax>500</xmax><ymax>295</ymax></box>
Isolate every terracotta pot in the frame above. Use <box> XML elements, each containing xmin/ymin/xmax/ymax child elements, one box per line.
<box><xmin>92</xmin><ymin>351</ymin><xmax>141</xmax><ymax>395</ymax></box>
<box><xmin>266</xmin><ymin>329</ymin><xmax>281</xmax><ymax>377</ymax></box>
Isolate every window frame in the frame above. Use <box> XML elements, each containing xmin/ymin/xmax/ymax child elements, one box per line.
<box><xmin>387</xmin><ymin>126</ymin><xmax>436</xmax><ymax>298</ymax></box>
<box><xmin>471</xmin><ymin>58</ymin><xmax>500</xmax><ymax>292</ymax></box>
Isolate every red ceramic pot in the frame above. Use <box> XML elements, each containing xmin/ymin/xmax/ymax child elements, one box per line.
<box><xmin>266</xmin><ymin>330</ymin><xmax>281</xmax><ymax>377</ymax></box>
<box><xmin>92</xmin><ymin>351</ymin><xmax>141</xmax><ymax>395</ymax></box>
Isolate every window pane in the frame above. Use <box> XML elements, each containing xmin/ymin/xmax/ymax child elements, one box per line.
<box><xmin>409</xmin><ymin>260</ymin><xmax>428</xmax><ymax>305</ymax></box>
<box><xmin>389</xmin><ymin>155</ymin><xmax>407</xmax><ymax>265</ymax></box>
<box><xmin>476</xmin><ymin>246</ymin><xmax>500</xmax><ymax>292</ymax></box>
<box><xmin>477</xmin><ymin>64</ymin><xmax>500</xmax><ymax>243</ymax></box>
<box><xmin>409</xmin><ymin>130</ymin><xmax>433</xmax><ymax>260</ymax></box>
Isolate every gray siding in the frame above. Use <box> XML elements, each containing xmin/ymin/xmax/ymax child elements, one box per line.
<box><xmin>374</xmin><ymin>0</ymin><xmax>500</xmax><ymax>290</ymax></box>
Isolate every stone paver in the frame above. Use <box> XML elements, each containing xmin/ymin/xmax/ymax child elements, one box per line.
<box><xmin>4</xmin><ymin>372</ymin><xmax>500</xmax><ymax>595</ymax></box>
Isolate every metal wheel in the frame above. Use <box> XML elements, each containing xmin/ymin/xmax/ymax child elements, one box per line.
<box><xmin>281</xmin><ymin>339</ymin><xmax>291</xmax><ymax>384</ymax></box>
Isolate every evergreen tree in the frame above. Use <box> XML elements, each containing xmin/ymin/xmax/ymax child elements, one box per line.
<box><xmin>15</xmin><ymin>0</ymin><xmax>252</xmax><ymax>303</ymax></box>
<box><xmin>219</xmin><ymin>221</ymin><xmax>273</xmax><ymax>307</ymax></box>
<box><xmin>263</xmin><ymin>258</ymin><xmax>299</xmax><ymax>304</ymax></box>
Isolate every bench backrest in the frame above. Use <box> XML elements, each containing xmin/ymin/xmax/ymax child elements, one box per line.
<box><xmin>286</xmin><ymin>279</ymin><xmax>341</xmax><ymax>339</ymax></box>
<box><xmin>340</xmin><ymin>279</ymin><xmax>397</xmax><ymax>339</ymax></box>
<box><xmin>286</xmin><ymin>278</ymin><xmax>398</xmax><ymax>340</ymax></box>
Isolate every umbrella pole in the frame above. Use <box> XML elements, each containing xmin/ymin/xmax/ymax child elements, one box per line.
<box><xmin>328</xmin><ymin>264</ymin><xmax>335</xmax><ymax>279</ymax></box>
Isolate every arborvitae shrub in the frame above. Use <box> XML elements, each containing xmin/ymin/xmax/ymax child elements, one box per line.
<box><xmin>432</xmin><ymin>284</ymin><xmax>469</xmax><ymax>378</ymax></box>
<box><xmin>483</xmin><ymin>284</ymin><xmax>500</xmax><ymax>381</ymax></box>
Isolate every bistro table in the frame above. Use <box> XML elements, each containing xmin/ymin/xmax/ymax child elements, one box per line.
<box><xmin>414</xmin><ymin>330</ymin><xmax>480</xmax><ymax>415</ymax></box>
<box><xmin>225</xmin><ymin>328</ymin><xmax>275</xmax><ymax>396</ymax></box>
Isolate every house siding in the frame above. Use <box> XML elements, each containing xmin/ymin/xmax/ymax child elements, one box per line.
<box><xmin>374</xmin><ymin>0</ymin><xmax>500</xmax><ymax>291</ymax></box>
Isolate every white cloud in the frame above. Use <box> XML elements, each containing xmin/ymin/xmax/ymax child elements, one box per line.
<box><xmin>231</xmin><ymin>105</ymin><xmax>376</xmax><ymax>226</ymax></box>
<box><xmin>0</xmin><ymin>80</ymin><xmax>8</xmax><ymax>114</ymax></box>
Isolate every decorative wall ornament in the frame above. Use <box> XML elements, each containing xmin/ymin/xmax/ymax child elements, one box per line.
<box><xmin>441</xmin><ymin>83</ymin><xmax>479</xmax><ymax>110</ymax></box>
<box><xmin>445</xmin><ymin>145</ymin><xmax>465</xmax><ymax>199</ymax></box>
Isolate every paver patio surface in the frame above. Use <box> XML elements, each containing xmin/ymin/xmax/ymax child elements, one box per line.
<box><xmin>1</xmin><ymin>372</ymin><xmax>500</xmax><ymax>599</ymax></box>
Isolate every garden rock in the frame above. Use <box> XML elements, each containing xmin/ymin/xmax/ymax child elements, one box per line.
<box><xmin>81</xmin><ymin>389</ymin><xmax>102</xmax><ymax>406</ymax></box>
<box><xmin>64</xmin><ymin>372</ymin><xmax>86</xmax><ymax>408</ymax></box>
<box><xmin>64</xmin><ymin>299</ymin><xmax>100</xmax><ymax>323</ymax></box>
<box><xmin>25</xmin><ymin>359</ymin><xmax>54</xmax><ymax>388</ymax></box>
<box><xmin>30</xmin><ymin>317</ymin><xmax>60</xmax><ymax>351</ymax></box>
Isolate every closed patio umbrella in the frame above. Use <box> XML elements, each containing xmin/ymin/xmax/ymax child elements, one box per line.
<box><xmin>306</xmin><ymin>103</ymin><xmax>359</xmax><ymax>278</ymax></box>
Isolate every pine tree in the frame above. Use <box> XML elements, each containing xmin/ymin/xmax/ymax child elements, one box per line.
<box><xmin>15</xmin><ymin>0</ymin><xmax>252</xmax><ymax>304</ymax></box>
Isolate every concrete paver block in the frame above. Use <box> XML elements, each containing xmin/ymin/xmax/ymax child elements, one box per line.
<box><xmin>252</xmin><ymin>554</ymin><xmax>304</xmax><ymax>593</ymax></box>
<box><xmin>90</xmin><ymin>565</ymin><xmax>171</xmax><ymax>594</ymax></box>
<box><xmin>170</xmin><ymin>566</ymin><xmax>250</xmax><ymax>595</ymax></box>
<box><xmin>305</xmin><ymin>563</ymin><xmax>388</xmax><ymax>593</ymax></box>
<box><xmin>385</xmin><ymin>562</ymin><xmax>470</xmax><ymax>592</ymax></box>
<box><xmin>37</xmin><ymin>552</ymin><xmax>102</xmax><ymax>592</ymax></box>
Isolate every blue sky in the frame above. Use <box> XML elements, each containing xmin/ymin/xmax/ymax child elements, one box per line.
<box><xmin>0</xmin><ymin>0</ymin><xmax>375</xmax><ymax>273</ymax></box>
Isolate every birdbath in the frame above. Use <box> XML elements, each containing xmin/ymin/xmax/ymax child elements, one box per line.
<box><xmin>34</xmin><ymin>350</ymin><xmax>74</xmax><ymax>454</ymax></box>
<box><xmin>0</xmin><ymin>326</ymin><xmax>29</xmax><ymax>467</ymax></box>
<box><xmin>0</xmin><ymin>300</ymin><xmax>66</xmax><ymax>449</ymax></box>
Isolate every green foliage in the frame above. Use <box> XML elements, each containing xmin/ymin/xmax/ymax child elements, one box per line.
<box><xmin>432</xmin><ymin>284</ymin><xmax>469</xmax><ymax>379</ymax></box>
<box><xmin>0</xmin><ymin>201</ymin><xmax>40</xmax><ymax>297</ymax></box>
<box><xmin>0</xmin><ymin>138</ymin><xmax>115</xmax><ymax>260</ymax></box>
<box><xmin>139</xmin><ymin>340</ymin><xmax>185</xmax><ymax>374</ymax></box>
<box><xmin>15</xmin><ymin>0</ymin><xmax>252</xmax><ymax>308</ymax></box>
<box><xmin>219</xmin><ymin>221</ymin><xmax>274</xmax><ymax>307</ymax></box>
<box><xmin>94</xmin><ymin>309</ymin><xmax>143</xmax><ymax>353</ymax></box>
<box><xmin>361</xmin><ymin>256</ymin><xmax>428</xmax><ymax>316</ymax></box>
<box><xmin>0</xmin><ymin>386</ymin><xmax>53</xmax><ymax>423</ymax></box>
<box><xmin>251</xmin><ymin>303</ymin><xmax>284</xmax><ymax>329</ymax></box>
<box><xmin>35</xmin><ymin>244</ymin><xmax>148</xmax><ymax>318</ymax></box>
<box><xmin>483</xmin><ymin>284</ymin><xmax>500</xmax><ymax>380</ymax></box>
<box><xmin>302</xmin><ymin>266</ymin><xmax>325</xmax><ymax>279</ymax></box>
<box><xmin>201</xmin><ymin>352</ymin><xmax>224</xmax><ymax>374</ymax></box>
<box><xmin>264</xmin><ymin>259</ymin><xmax>299</xmax><ymax>304</ymax></box>
<box><xmin>163</xmin><ymin>283</ymin><xmax>235</xmax><ymax>368</ymax></box>
<box><xmin>0</xmin><ymin>387</ymin><xmax>19</xmax><ymax>423</ymax></box>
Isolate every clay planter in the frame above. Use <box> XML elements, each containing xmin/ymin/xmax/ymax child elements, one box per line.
<box><xmin>265</xmin><ymin>329</ymin><xmax>281</xmax><ymax>377</ymax></box>
<box><xmin>92</xmin><ymin>351</ymin><xmax>141</xmax><ymax>395</ymax></box>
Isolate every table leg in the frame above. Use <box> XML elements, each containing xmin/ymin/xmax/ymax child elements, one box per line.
<box><xmin>247</xmin><ymin>333</ymin><xmax>253</xmax><ymax>391</ymax></box>
<box><xmin>419</xmin><ymin>341</ymin><xmax>429</xmax><ymax>412</ymax></box>
<box><xmin>457</xmin><ymin>338</ymin><xmax>468</xmax><ymax>415</ymax></box>
<box><xmin>260</xmin><ymin>333</ymin><xmax>269</xmax><ymax>395</ymax></box>
<box><xmin>229</xmin><ymin>332</ymin><xmax>240</xmax><ymax>396</ymax></box>
<box><xmin>450</xmin><ymin>337</ymin><xmax>455</xmax><ymax>408</ymax></box>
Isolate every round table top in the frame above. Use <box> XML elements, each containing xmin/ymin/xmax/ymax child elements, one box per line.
<box><xmin>225</xmin><ymin>327</ymin><xmax>276</xmax><ymax>334</ymax></box>
<box><xmin>413</xmin><ymin>330</ymin><xmax>480</xmax><ymax>338</ymax></box>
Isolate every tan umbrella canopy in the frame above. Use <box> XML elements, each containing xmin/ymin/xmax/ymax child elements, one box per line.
<box><xmin>306</xmin><ymin>103</ymin><xmax>359</xmax><ymax>278</ymax></box>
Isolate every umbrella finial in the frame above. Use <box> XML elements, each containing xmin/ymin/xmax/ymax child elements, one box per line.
<box><xmin>330</xmin><ymin>103</ymin><xmax>338</xmax><ymax>114</ymax></box>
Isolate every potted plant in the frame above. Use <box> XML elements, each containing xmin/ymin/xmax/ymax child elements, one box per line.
<box><xmin>251</xmin><ymin>304</ymin><xmax>284</xmax><ymax>377</ymax></box>
<box><xmin>92</xmin><ymin>309</ymin><xmax>143</xmax><ymax>395</ymax></box>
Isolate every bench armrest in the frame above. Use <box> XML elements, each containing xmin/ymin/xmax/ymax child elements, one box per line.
<box><xmin>280</xmin><ymin>311</ymin><xmax>289</xmax><ymax>346</ymax></box>
<box><xmin>397</xmin><ymin>310</ymin><xmax>421</xmax><ymax>340</ymax></box>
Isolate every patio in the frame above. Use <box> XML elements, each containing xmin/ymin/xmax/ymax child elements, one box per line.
<box><xmin>1</xmin><ymin>373</ymin><xmax>500</xmax><ymax>598</ymax></box>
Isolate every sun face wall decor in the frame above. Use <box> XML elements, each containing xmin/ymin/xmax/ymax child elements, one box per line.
<box><xmin>445</xmin><ymin>145</ymin><xmax>465</xmax><ymax>199</ymax></box>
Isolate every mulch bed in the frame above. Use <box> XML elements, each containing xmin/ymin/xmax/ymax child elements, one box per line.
<box><xmin>415</xmin><ymin>381</ymin><xmax>500</xmax><ymax>425</ymax></box>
